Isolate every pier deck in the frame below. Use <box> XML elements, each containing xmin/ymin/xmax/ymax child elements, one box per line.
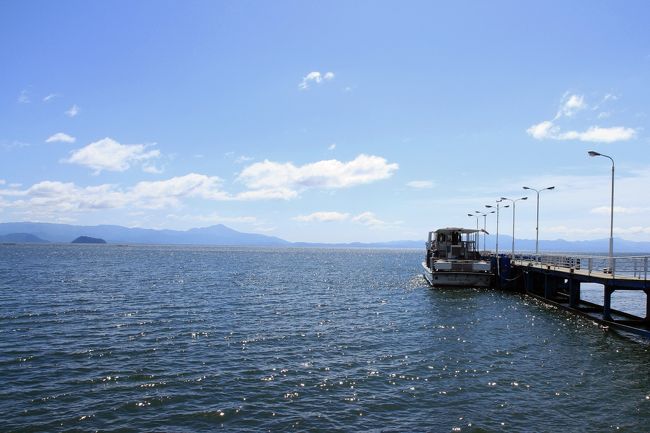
<box><xmin>506</xmin><ymin>254</ymin><xmax>650</xmax><ymax>337</ymax></box>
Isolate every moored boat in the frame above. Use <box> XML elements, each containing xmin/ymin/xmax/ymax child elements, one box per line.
<box><xmin>422</xmin><ymin>227</ymin><xmax>493</xmax><ymax>287</ymax></box>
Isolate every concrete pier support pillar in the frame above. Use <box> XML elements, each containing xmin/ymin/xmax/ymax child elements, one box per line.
<box><xmin>645</xmin><ymin>289</ymin><xmax>650</xmax><ymax>322</ymax></box>
<box><xmin>569</xmin><ymin>279</ymin><xmax>580</xmax><ymax>308</ymax></box>
<box><xmin>524</xmin><ymin>271</ymin><xmax>532</xmax><ymax>294</ymax></box>
<box><xmin>603</xmin><ymin>285</ymin><xmax>614</xmax><ymax>322</ymax></box>
<box><xmin>544</xmin><ymin>274</ymin><xmax>550</xmax><ymax>299</ymax></box>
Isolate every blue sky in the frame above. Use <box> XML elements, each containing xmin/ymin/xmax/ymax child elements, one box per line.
<box><xmin>1</xmin><ymin>1</ymin><xmax>649</xmax><ymax>243</ymax></box>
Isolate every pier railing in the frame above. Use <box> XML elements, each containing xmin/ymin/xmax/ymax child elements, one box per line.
<box><xmin>511</xmin><ymin>253</ymin><xmax>650</xmax><ymax>281</ymax></box>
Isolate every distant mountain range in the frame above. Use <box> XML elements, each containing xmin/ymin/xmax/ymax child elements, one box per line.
<box><xmin>0</xmin><ymin>222</ymin><xmax>288</xmax><ymax>246</ymax></box>
<box><xmin>0</xmin><ymin>232</ymin><xmax>50</xmax><ymax>243</ymax></box>
<box><xmin>480</xmin><ymin>235</ymin><xmax>650</xmax><ymax>254</ymax></box>
<box><xmin>1</xmin><ymin>222</ymin><xmax>650</xmax><ymax>253</ymax></box>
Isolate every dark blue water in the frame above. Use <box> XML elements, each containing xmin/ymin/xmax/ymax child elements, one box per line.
<box><xmin>1</xmin><ymin>245</ymin><xmax>649</xmax><ymax>432</ymax></box>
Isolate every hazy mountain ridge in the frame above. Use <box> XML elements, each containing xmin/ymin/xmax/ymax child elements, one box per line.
<box><xmin>1</xmin><ymin>222</ymin><xmax>650</xmax><ymax>253</ymax></box>
<box><xmin>0</xmin><ymin>222</ymin><xmax>288</xmax><ymax>246</ymax></box>
<box><xmin>0</xmin><ymin>232</ymin><xmax>50</xmax><ymax>243</ymax></box>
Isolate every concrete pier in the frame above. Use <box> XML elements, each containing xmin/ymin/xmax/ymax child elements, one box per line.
<box><xmin>505</xmin><ymin>254</ymin><xmax>650</xmax><ymax>338</ymax></box>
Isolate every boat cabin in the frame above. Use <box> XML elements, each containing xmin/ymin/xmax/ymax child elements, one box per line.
<box><xmin>426</xmin><ymin>227</ymin><xmax>482</xmax><ymax>260</ymax></box>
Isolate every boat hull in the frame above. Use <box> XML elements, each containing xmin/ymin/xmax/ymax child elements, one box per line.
<box><xmin>422</xmin><ymin>262</ymin><xmax>492</xmax><ymax>288</ymax></box>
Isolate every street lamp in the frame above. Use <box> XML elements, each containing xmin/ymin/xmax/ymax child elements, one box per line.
<box><xmin>588</xmin><ymin>150</ymin><xmax>615</xmax><ymax>268</ymax></box>
<box><xmin>500</xmin><ymin>196</ymin><xmax>528</xmax><ymax>257</ymax></box>
<box><xmin>468</xmin><ymin>212</ymin><xmax>480</xmax><ymax>249</ymax></box>
<box><xmin>522</xmin><ymin>185</ymin><xmax>555</xmax><ymax>256</ymax></box>
<box><xmin>486</xmin><ymin>200</ymin><xmax>509</xmax><ymax>256</ymax></box>
<box><xmin>480</xmin><ymin>210</ymin><xmax>495</xmax><ymax>251</ymax></box>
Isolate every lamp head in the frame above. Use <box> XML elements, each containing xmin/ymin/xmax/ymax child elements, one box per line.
<box><xmin>500</xmin><ymin>197</ymin><xmax>508</xmax><ymax>200</ymax></box>
<box><xmin>485</xmin><ymin>205</ymin><xmax>493</xmax><ymax>208</ymax></box>
<box><xmin>523</xmin><ymin>186</ymin><xmax>531</xmax><ymax>190</ymax></box>
<box><xmin>521</xmin><ymin>197</ymin><xmax>528</xmax><ymax>200</ymax></box>
<box><xmin>467</xmin><ymin>213</ymin><xmax>473</xmax><ymax>217</ymax></box>
<box><xmin>547</xmin><ymin>186</ymin><xmax>555</xmax><ymax>191</ymax></box>
<box><xmin>588</xmin><ymin>150</ymin><xmax>601</xmax><ymax>157</ymax></box>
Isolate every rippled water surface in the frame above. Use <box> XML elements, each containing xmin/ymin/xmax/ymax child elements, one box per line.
<box><xmin>1</xmin><ymin>245</ymin><xmax>649</xmax><ymax>432</ymax></box>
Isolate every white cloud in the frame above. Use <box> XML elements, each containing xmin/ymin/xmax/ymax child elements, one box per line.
<box><xmin>129</xmin><ymin>173</ymin><xmax>228</xmax><ymax>208</ymax></box>
<box><xmin>43</xmin><ymin>93</ymin><xmax>60</xmax><ymax>102</ymax></box>
<box><xmin>293</xmin><ymin>211</ymin><xmax>350</xmax><ymax>222</ymax></box>
<box><xmin>528</xmin><ymin>124</ymin><xmax>637</xmax><ymax>143</ymax></box>
<box><xmin>17</xmin><ymin>90</ymin><xmax>30</xmax><ymax>104</ymax></box>
<box><xmin>555</xmin><ymin>93</ymin><xmax>586</xmax><ymax>119</ymax></box>
<box><xmin>235</xmin><ymin>155</ymin><xmax>253</xmax><ymax>164</ymax></box>
<box><xmin>168</xmin><ymin>213</ymin><xmax>257</xmax><ymax>225</ymax></box>
<box><xmin>299</xmin><ymin>71</ymin><xmax>335</xmax><ymax>90</ymax></box>
<box><xmin>562</xmin><ymin>126</ymin><xmax>636</xmax><ymax>143</ymax></box>
<box><xmin>592</xmin><ymin>93</ymin><xmax>618</xmax><ymax>112</ymax></box>
<box><xmin>45</xmin><ymin>132</ymin><xmax>76</xmax><ymax>144</ymax></box>
<box><xmin>291</xmin><ymin>210</ymin><xmax>400</xmax><ymax>230</ymax></box>
<box><xmin>0</xmin><ymin>140</ymin><xmax>30</xmax><ymax>150</ymax></box>
<box><xmin>224</xmin><ymin>152</ymin><xmax>254</xmax><ymax>164</ymax></box>
<box><xmin>237</xmin><ymin>154</ymin><xmax>398</xmax><ymax>199</ymax></box>
<box><xmin>527</xmin><ymin>93</ymin><xmax>637</xmax><ymax>143</ymax></box>
<box><xmin>527</xmin><ymin>121</ymin><xmax>556</xmax><ymax>140</ymax></box>
<box><xmin>65</xmin><ymin>137</ymin><xmax>161</xmax><ymax>174</ymax></box>
<box><xmin>546</xmin><ymin>225</ymin><xmax>650</xmax><ymax>237</ymax></box>
<box><xmin>328</xmin><ymin>143</ymin><xmax>336</xmax><ymax>151</ymax></box>
<box><xmin>0</xmin><ymin>173</ymin><xmax>229</xmax><ymax>216</ymax></box>
<box><xmin>407</xmin><ymin>180</ymin><xmax>435</xmax><ymax>189</ymax></box>
<box><xmin>65</xmin><ymin>104</ymin><xmax>80</xmax><ymax>117</ymax></box>
<box><xmin>351</xmin><ymin>212</ymin><xmax>402</xmax><ymax>230</ymax></box>
<box><xmin>235</xmin><ymin>188</ymin><xmax>298</xmax><ymax>201</ymax></box>
<box><xmin>352</xmin><ymin>212</ymin><xmax>381</xmax><ymax>225</ymax></box>
<box><xmin>590</xmin><ymin>206</ymin><xmax>649</xmax><ymax>215</ymax></box>
<box><xmin>142</xmin><ymin>164</ymin><xmax>163</xmax><ymax>174</ymax></box>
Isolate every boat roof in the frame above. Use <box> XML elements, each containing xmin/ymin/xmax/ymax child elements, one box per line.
<box><xmin>430</xmin><ymin>227</ymin><xmax>482</xmax><ymax>234</ymax></box>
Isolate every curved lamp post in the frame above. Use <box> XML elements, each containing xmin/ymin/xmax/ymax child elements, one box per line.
<box><xmin>468</xmin><ymin>212</ymin><xmax>480</xmax><ymax>249</ymax></box>
<box><xmin>588</xmin><ymin>150</ymin><xmax>615</xmax><ymax>268</ymax></box>
<box><xmin>486</xmin><ymin>200</ymin><xmax>509</xmax><ymax>256</ymax></box>
<box><xmin>500</xmin><ymin>196</ymin><xmax>528</xmax><ymax>257</ymax></box>
<box><xmin>476</xmin><ymin>210</ymin><xmax>495</xmax><ymax>252</ymax></box>
<box><xmin>522</xmin><ymin>185</ymin><xmax>555</xmax><ymax>256</ymax></box>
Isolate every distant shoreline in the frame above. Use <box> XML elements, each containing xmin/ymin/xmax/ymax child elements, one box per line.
<box><xmin>2</xmin><ymin>221</ymin><xmax>650</xmax><ymax>253</ymax></box>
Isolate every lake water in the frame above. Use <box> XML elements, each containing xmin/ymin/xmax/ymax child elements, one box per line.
<box><xmin>1</xmin><ymin>245</ymin><xmax>649</xmax><ymax>432</ymax></box>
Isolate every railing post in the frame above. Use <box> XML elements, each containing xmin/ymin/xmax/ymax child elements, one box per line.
<box><xmin>645</xmin><ymin>257</ymin><xmax>648</xmax><ymax>281</ymax></box>
<box><xmin>612</xmin><ymin>257</ymin><xmax>616</xmax><ymax>278</ymax></box>
<box><xmin>588</xmin><ymin>257</ymin><xmax>592</xmax><ymax>276</ymax></box>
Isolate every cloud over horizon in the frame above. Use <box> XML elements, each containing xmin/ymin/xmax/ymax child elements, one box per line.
<box><xmin>407</xmin><ymin>180</ymin><xmax>435</xmax><ymax>189</ymax></box>
<box><xmin>65</xmin><ymin>137</ymin><xmax>161</xmax><ymax>174</ymax></box>
<box><xmin>527</xmin><ymin>93</ymin><xmax>637</xmax><ymax>143</ymax></box>
<box><xmin>237</xmin><ymin>154</ymin><xmax>398</xmax><ymax>199</ymax></box>
<box><xmin>293</xmin><ymin>210</ymin><xmax>400</xmax><ymax>230</ymax></box>
<box><xmin>65</xmin><ymin>104</ymin><xmax>80</xmax><ymax>117</ymax></box>
<box><xmin>0</xmin><ymin>173</ymin><xmax>229</xmax><ymax>216</ymax></box>
<box><xmin>299</xmin><ymin>71</ymin><xmax>335</xmax><ymax>90</ymax></box>
<box><xmin>46</xmin><ymin>132</ymin><xmax>76</xmax><ymax>144</ymax></box>
<box><xmin>293</xmin><ymin>211</ymin><xmax>350</xmax><ymax>222</ymax></box>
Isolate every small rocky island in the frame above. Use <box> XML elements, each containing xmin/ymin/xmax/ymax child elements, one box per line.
<box><xmin>71</xmin><ymin>236</ymin><xmax>107</xmax><ymax>244</ymax></box>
